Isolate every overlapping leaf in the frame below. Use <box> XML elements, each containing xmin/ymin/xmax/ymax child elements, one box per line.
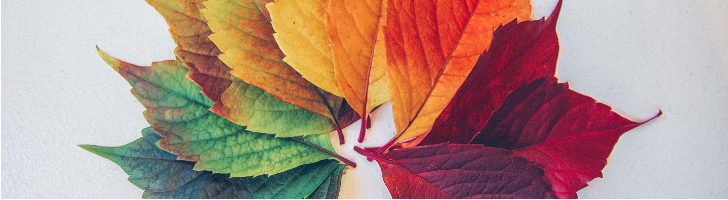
<box><xmin>383</xmin><ymin>0</ymin><xmax>532</xmax><ymax>147</ymax></box>
<box><xmin>97</xmin><ymin>49</ymin><xmax>341</xmax><ymax>177</ymax></box>
<box><xmin>397</xmin><ymin>76</ymin><xmax>659</xmax><ymax>198</ymax></box>
<box><xmin>412</xmin><ymin>2</ymin><xmax>661</xmax><ymax>197</ymax></box>
<box><xmin>86</xmin><ymin>0</ymin><xmax>663</xmax><ymax>198</ymax></box>
<box><xmin>412</xmin><ymin>0</ymin><xmax>562</xmax><ymax>147</ymax></box>
<box><xmin>326</xmin><ymin>0</ymin><xmax>392</xmax><ymax>141</ymax></box>
<box><xmin>364</xmin><ymin>1</ymin><xmax>660</xmax><ymax>198</ymax></box>
<box><xmin>358</xmin><ymin>144</ymin><xmax>556</xmax><ymax>199</ymax></box>
<box><xmin>80</xmin><ymin>127</ymin><xmax>345</xmax><ymax>199</ymax></box>
<box><xmin>201</xmin><ymin>0</ymin><xmax>348</xmax><ymax>134</ymax></box>
<box><xmin>364</xmin><ymin>83</ymin><xmax>660</xmax><ymax>198</ymax></box>
<box><xmin>145</xmin><ymin>0</ymin><xmax>347</xmax><ymax>137</ymax></box>
<box><xmin>475</xmin><ymin>78</ymin><xmax>660</xmax><ymax>198</ymax></box>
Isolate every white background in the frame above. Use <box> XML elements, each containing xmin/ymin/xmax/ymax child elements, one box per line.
<box><xmin>2</xmin><ymin>0</ymin><xmax>728</xmax><ymax>198</ymax></box>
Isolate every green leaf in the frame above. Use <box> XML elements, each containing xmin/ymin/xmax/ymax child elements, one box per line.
<box><xmin>307</xmin><ymin>164</ymin><xmax>346</xmax><ymax>199</ymax></box>
<box><xmin>144</xmin><ymin>0</ymin><xmax>342</xmax><ymax>137</ymax></box>
<box><xmin>96</xmin><ymin>48</ymin><xmax>340</xmax><ymax>177</ymax></box>
<box><xmin>80</xmin><ymin>127</ymin><xmax>345</xmax><ymax>199</ymax></box>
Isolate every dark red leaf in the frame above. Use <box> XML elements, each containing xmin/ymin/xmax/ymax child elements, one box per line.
<box><xmin>358</xmin><ymin>145</ymin><xmax>556</xmax><ymax>199</ymax></box>
<box><xmin>470</xmin><ymin>76</ymin><xmax>661</xmax><ymax>198</ymax></box>
<box><xmin>414</xmin><ymin>0</ymin><xmax>562</xmax><ymax>147</ymax></box>
<box><xmin>471</xmin><ymin>79</ymin><xmax>650</xmax><ymax>148</ymax></box>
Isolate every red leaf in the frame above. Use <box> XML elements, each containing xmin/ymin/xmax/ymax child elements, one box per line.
<box><xmin>371</xmin><ymin>1</ymin><xmax>661</xmax><ymax>198</ymax></box>
<box><xmin>412</xmin><ymin>0</ymin><xmax>562</xmax><ymax>147</ymax></box>
<box><xmin>377</xmin><ymin>160</ymin><xmax>451</xmax><ymax>199</ymax></box>
<box><xmin>464</xmin><ymin>76</ymin><xmax>661</xmax><ymax>198</ymax></box>
<box><xmin>358</xmin><ymin>145</ymin><xmax>556</xmax><ymax>199</ymax></box>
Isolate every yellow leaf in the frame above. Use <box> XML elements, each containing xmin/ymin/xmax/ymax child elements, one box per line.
<box><xmin>327</xmin><ymin>0</ymin><xmax>391</xmax><ymax>141</ymax></box>
<box><xmin>267</xmin><ymin>0</ymin><xmax>344</xmax><ymax>97</ymax></box>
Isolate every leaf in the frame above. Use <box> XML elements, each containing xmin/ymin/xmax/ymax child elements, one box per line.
<box><xmin>413</xmin><ymin>1</ymin><xmax>561</xmax><ymax>147</ymax></box>
<box><xmin>145</xmin><ymin>0</ymin><xmax>342</xmax><ymax>137</ymax></box>
<box><xmin>307</xmin><ymin>163</ymin><xmax>346</xmax><ymax>199</ymax></box>
<box><xmin>470</xmin><ymin>77</ymin><xmax>661</xmax><ymax>198</ymax></box>
<box><xmin>80</xmin><ymin>127</ymin><xmax>346</xmax><ymax>199</ymax></box>
<box><xmin>97</xmin><ymin>49</ymin><xmax>342</xmax><ymax>177</ymax></box>
<box><xmin>266</xmin><ymin>0</ymin><xmax>343</xmax><ymax>97</ymax></box>
<box><xmin>326</xmin><ymin>0</ymin><xmax>392</xmax><ymax>142</ymax></box>
<box><xmin>202</xmin><ymin>0</ymin><xmax>344</xmax><ymax>127</ymax></box>
<box><xmin>383</xmin><ymin>0</ymin><xmax>532</xmax><ymax>146</ymax></box>
<box><xmin>410</xmin><ymin>4</ymin><xmax>661</xmax><ymax>197</ymax></box>
<box><xmin>368</xmin><ymin>1</ymin><xmax>660</xmax><ymax>198</ymax></box>
<box><xmin>357</xmin><ymin>144</ymin><xmax>556</xmax><ymax>199</ymax></box>
<box><xmin>375</xmin><ymin>159</ymin><xmax>451</xmax><ymax>199</ymax></box>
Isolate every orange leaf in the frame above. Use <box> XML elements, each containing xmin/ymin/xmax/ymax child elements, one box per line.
<box><xmin>327</xmin><ymin>0</ymin><xmax>391</xmax><ymax>142</ymax></box>
<box><xmin>384</xmin><ymin>0</ymin><xmax>531</xmax><ymax>146</ymax></box>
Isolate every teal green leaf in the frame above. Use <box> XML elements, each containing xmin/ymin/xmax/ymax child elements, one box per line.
<box><xmin>307</xmin><ymin>164</ymin><xmax>346</xmax><ymax>199</ymax></box>
<box><xmin>80</xmin><ymin>127</ymin><xmax>345</xmax><ymax>199</ymax></box>
<box><xmin>96</xmin><ymin>48</ymin><xmax>340</xmax><ymax>177</ymax></box>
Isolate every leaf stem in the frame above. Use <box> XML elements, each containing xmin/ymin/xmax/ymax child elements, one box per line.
<box><xmin>358</xmin><ymin>115</ymin><xmax>367</xmax><ymax>143</ymax></box>
<box><xmin>335</xmin><ymin>126</ymin><xmax>345</xmax><ymax>145</ymax></box>
<box><xmin>354</xmin><ymin>146</ymin><xmax>393</xmax><ymax>164</ymax></box>
<box><xmin>375</xmin><ymin>135</ymin><xmax>398</xmax><ymax>154</ymax></box>
<box><xmin>357</xmin><ymin>115</ymin><xmax>373</xmax><ymax>143</ymax></box>
<box><xmin>354</xmin><ymin>146</ymin><xmax>375</xmax><ymax>158</ymax></box>
<box><xmin>292</xmin><ymin>137</ymin><xmax>357</xmax><ymax>167</ymax></box>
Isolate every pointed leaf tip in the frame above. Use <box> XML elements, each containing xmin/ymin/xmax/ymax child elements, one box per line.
<box><xmin>96</xmin><ymin>47</ymin><xmax>121</xmax><ymax>72</ymax></box>
<box><xmin>78</xmin><ymin>144</ymin><xmax>96</xmax><ymax>154</ymax></box>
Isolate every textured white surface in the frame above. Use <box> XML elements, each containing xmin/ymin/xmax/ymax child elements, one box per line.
<box><xmin>2</xmin><ymin>0</ymin><xmax>728</xmax><ymax>198</ymax></box>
